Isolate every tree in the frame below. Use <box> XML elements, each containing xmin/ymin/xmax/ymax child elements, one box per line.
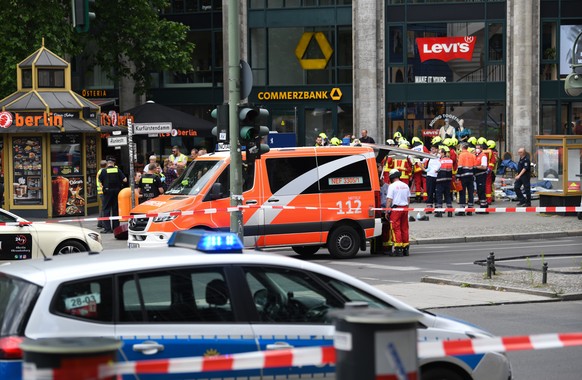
<box><xmin>0</xmin><ymin>0</ymin><xmax>194</xmax><ymax>100</ymax></box>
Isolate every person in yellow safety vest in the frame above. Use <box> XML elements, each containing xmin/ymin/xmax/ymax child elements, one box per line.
<box><xmin>474</xmin><ymin>143</ymin><xmax>489</xmax><ymax>211</ymax></box>
<box><xmin>393</xmin><ymin>143</ymin><xmax>413</xmax><ymax>186</ymax></box>
<box><xmin>485</xmin><ymin>140</ymin><xmax>498</xmax><ymax>204</ymax></box>
<box><xmin>444</xmin><ymin>138</ymin><xmax>458</xmax><ymax>202</ymax></box>
<box><xmin>96</xmin><ymin>160</ymin><xmax>107</xmax><ymax>229</ymax></box>
<box><xmin>410</xmin><ymin>137</ymin><xmax>427</xmax><ymax>202</ymax></box>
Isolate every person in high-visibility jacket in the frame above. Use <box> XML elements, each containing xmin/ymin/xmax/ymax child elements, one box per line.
<box><xmin>392</xmin><ymin>143</ymin><xmax>413</xmax><ymax>186</ymax></box>
<box><xmin>456</xmin><ymin>143</ymin><xmax>476</xmax><ymax>216</ymax></box>
<box><xmin>434</xmin><ymin>147</ymin><xmax>454</xmax><ymax>217</ymax></box>
<box><xmin>96</xmin><ymin>160</ymin><xmax>107</xmax><ymax>229</ymax></box>
<box><xmin>474</xmin><ymin>143</ymin><xmax>489</xmax><ymax>211</ymax></box>
<box><xmin>410</xmin><ymin>137</ymin><xmax>428</xmax><ymax>202</ymax></box>
<box><xmin>485</xmin><ymin>140</ymin><xmax>498</xmax><ymax>204</ymax></box>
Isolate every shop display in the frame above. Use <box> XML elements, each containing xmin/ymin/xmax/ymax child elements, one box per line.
<box><xmin>51</xmin><ymin>176</ymin><xmax>85</xmax><ymax>216</ymax></box>
<box><xmin>12</xmin><ymin>137</ymin><xmax>43</xmax><ymax>205</ymax></box>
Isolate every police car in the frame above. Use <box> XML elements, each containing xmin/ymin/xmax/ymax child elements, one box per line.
<box><xmin>0</xmin><ymin>230</ymin><xmax>511</xmax><ymax>380</ymax></box>
<box><xmin>0</xmin><ymin>208</ymin><xmax>102</xmax><ymax>261</ymax></box>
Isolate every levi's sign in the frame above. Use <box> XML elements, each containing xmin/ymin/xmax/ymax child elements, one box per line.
<box><xmin>133</xmin><ymin>122</ymin><xmax>172</xmax><ymax>134</ymax></box>
<box><xmin>416</xmin><ymin>36</ymin><xmax>476</xmax><ymax>63</ymax></box>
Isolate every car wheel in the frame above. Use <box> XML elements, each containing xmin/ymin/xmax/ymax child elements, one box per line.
<box><xmin>327</xmin><ymin>225</ymin><xmax>360</xmax><ymax>259</ymax></box>
<box><xmin>54</xmin><ymin>240</ymin><xmax>87</xmax><ymax>255</ymax></box>
<box><xmin>421</xmin><ymin>366</ymin><xmax>467</xmax><ymax>380</ymax></box>
<box><xmin>292</xmin><ymin>245</ymin><xmax>320</xmax><ymax>257</ymax></box>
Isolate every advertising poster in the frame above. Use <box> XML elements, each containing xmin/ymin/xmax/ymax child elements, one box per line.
<box><xmin>86</xmin><ymin>135</ymin><xmax>98</xmax><ymax>203</ymax></box>
<box><xmin>51</xmin><ymin>176</ymin><xmax>85</xmax><ymax>216</ymax></box>
<box><xmin>12</xmin><ymin>137</ymin><xmax>43</xmax><ymax>205</ymax></box>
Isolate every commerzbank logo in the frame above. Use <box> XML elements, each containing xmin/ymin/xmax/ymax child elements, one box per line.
<box><xmin>295</xmin><ymin>32</ymin><xmax>333</xmax><ymax>70</ymax></box>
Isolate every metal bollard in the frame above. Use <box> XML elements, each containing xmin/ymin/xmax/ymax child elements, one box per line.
<box><xmin>331</xmin><ymin>308</ymin><xmax>420</xmax><ymax>380</ymax></box>
<box><xmin>489</xmin><ymin>252</ymin><xmax>496</xmax><ymax>275</ymax></box>
<box><xmin>21</xmin><ymin>337</ymin><xmax>121</xmax><ymax>380</ymax></box>
<box><xmin>486</xmin><ymin>255</ymin><xmax>492</xmax><ymax>279</ymax></box>
<box><xmin>542</xmin><ymin>262</ymin><xmax>548</xmax><ymax>284</ymax></box>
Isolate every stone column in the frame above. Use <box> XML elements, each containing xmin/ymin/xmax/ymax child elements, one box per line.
<box><xmin>353</xmin><ymin>1</ymin><xmax>385</xmax><ymax>143</ymax></box>
<box><xmin>506</xmin><ymin>0</ymin><xmax>540</xmax><ymax>155</ymax></box>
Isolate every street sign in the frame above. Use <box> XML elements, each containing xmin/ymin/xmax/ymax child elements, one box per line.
<box><xmin>133</xmin><ymin>122</ymin><xmax>172</xmax><ymax>134</ymax></box>
<box><xmin>107</xmin><ymin>135</ymin><xmax>128</xmax><ymax>147</ymax></box>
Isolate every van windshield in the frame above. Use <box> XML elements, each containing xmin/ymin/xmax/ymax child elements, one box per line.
<box><xmin>0</xmin><ymin>274</ymin><xmax>41</xmax><ymax>336</ymax></box>
<box><xmin>165</xmin><ymin>160</ymin><xmax>224</xmax><ymax>196</ymax></box>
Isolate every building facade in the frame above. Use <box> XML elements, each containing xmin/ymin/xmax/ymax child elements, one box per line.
<box><xmin>74</xmin><ymin>0</ymin><xmax>582</xmax><ymax>155</ymax></box>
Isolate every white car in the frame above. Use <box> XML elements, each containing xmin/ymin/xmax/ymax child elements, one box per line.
<box><xmin>0</xmin><ymin>230</ymin><xmax>511</xmax><ymax>380</ymax></box>
<box><xmin>0</xmin><ymin>208</ymin><xmax>102</xmax><ymax>261</ymax></box>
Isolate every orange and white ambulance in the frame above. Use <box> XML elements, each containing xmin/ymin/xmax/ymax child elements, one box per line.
<box><xmin>128</xmin><ymin>145</ymin><xmax>432</xmax><ymax>258</ymax></box>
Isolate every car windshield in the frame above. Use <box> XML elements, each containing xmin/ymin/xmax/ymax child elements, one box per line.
<box><xmin>165</xmin><ymin>160</ymin><xmax>224</xmax><ymax>196</ymax></box>
<box><xmin>0</xmin><ymin>274</ymin><xmax>41</xmax><ymax>336</ymax></box>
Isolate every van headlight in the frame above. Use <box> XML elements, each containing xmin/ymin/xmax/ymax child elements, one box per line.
<box><xmin>153</xmin><ymin>214</ymin><xmax>178</xmax><ymax>223</ymax></box>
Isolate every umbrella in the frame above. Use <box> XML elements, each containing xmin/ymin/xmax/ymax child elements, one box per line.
<box><xmin>122</xmin><ymin>100</ymin><xmax>214</xmax><ymax>137</ymax></box>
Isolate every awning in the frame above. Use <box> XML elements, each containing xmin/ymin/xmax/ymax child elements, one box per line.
<box><xmin>89</xmin><ymin>98</ymin><xmax>117</xmax><ymax>107</ymax></box>
<box><xmin>0</xmin><ymin>118</ymin><xmax>100</xmax><ymax>134</ymax></box>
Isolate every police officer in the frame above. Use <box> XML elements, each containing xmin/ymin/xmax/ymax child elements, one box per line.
<box><xmin>138</xmin><ymin>163</ymin><xmax>164</xmax><ymax>204</ymax></box>
<box><xmin>514</xmin><ymin>147</ymin><xmax>532</xmax><ymax>206</ymax></box>
<box><xmin>98</xmin><ymin>157</ymin><xmax>127</xmax><ymax>233</ymax></box>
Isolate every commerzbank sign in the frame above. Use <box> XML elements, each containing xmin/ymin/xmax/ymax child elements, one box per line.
<box><xmin>257</xmin><ymin>87</ymin><xmax>343</xmax><ymax>101</ymax></box>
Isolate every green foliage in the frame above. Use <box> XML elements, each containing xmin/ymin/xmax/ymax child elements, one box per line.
<box><xmin>0</xmin><ymin>0</ymin><xmax>194</xmax><ymax>98</ymax></box>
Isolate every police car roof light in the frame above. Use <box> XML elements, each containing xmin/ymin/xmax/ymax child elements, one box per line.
<box><xmin>168</xmin><ymin>230</ymin><xmax>244</xmax><ymax>253</ymax></box>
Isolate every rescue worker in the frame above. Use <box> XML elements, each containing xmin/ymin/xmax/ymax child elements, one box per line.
<box><xmin>434</xmin><ymin>147</ymin><xmax>454</xmax><ymax>217</ymax></box>
<box><xmin>169</xmin><ymin>146</ymin><xmax>188</xmax><ymax>174</ymax></box>
<box><xmin>330</xmin><ymin>137</ymin><xmax>342</xmax><ymax>146</ymax></box>
<box><xmin>486</xmin><ymin>139</ymin><xmax>499</xmax><ymax>204</ymax></box>
<box><xmin>386</xmin><ymin>168</ymin><xmax>411</xmax><ymax>257</ymax></box>
<box><xmin>386</xmin><ymin>138</ymin><xmax>397</xmax><ymax>147</ymax></box>
<box><xmin>319</xmin><ymin>132</ymin><xmax>330</xmax><ymax>146</ymax></box>
<box><xmin>372</xmin><ymin>170</ymin><xmax>392</xmax><ymax>255</ymax></box>
<box><xmin>138</xmin><ymin>163</ymin><xmax>164</xmax><ymax>204</ymax></box>
<box><xmin>98</xmin><ymin>157</ymin><xmax>127</xmax><ymax>233</ymax></box>
<box><xmin>410</xmin><ymin>137</ymin><xmax>427</xmax><ymax>202</ymax></box>
<box><xmin>315</xmin><ymin>135</ymin><xmax>324</xmax><ymax>146</ymax></box>
<box><xmin>456</xmin><ymin>143</ymin><xmax>476</xmax><ymax>216</ymax></box>
<box><xmin>474</xmin><ymin>143</ymin><xmax>489</xmax><ymax>212</ymax></box>
<box><xmin>392</xmin><ymin>143</ymin><xmax>413</xmax><ymax>186</ymax></box>
<box><xmin>467</xmin><ymin>136</ymin><xmax>477</xmax><ymax>150</ymax></box>
<box><xmin>444</xmin><ymin>138</ymin><xmax>458</xmax><ymax>202</ymax></box>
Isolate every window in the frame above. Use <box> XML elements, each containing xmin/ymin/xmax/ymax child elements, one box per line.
<box><xmin>38</xmin><ymin>69</ymin><xmax>65</xmax><ymax>88</ymax></box>
<box><xmin>265</xmin><ymin>157</ymin><xmax>318</xmax><ymax>194</ymax></box>
<box><xmin>317</xmin><ymin>155</ymin><xmax>372</xmax><ymax>192</ymax></box>
<box><xmin>321</xmin><ymin>276</ymin><xmax>394</xmax><ymax>309</ymax></box>
<box><xmin>53</xmin><ymin>277</ymin><xmax>113</xmax><ymax>322</ymax></box>
<box><xmin>21</xmin><ymin>69</ymin><xmax>32</xmax><ymax>88</ymax></box>
<box><xmin>118</xmin><ymin>268</ymin><xmax>233</xmax><ymax>323</ymax></box>
<box><xmin>244</xmin><ymin>266</ymin><xmax>343</xmax><ymax>323</ymax></box>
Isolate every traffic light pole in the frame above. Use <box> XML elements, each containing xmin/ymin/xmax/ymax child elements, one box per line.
<box><xmin>227</xmin><ymin>0</ymin><xmax>244</xmax><ymax>240</ymax></box>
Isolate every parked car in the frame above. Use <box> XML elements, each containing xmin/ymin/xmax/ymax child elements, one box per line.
<box><xmin>0</xmin><ymin>208</ymin><xmax>102</xmax><ymax>261</ymax></box>
<box><xmin>0</xmin><ymin>230</ymin><xmax>511</xmax><ymax>380</ymax></box>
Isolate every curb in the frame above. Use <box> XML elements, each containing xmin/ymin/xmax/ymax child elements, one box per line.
<box><xmin>421</xmin><ymin>276</ymin><xmax>582</xmax><ymax>301</ymax></box>
<box><xmin>411</xmin><ymin>230</ymin><xmax>582</xmax><ymax>245</ymax></box>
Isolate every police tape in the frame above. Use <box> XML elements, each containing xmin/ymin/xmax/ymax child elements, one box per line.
<box><xmin>24</xmin><ymin>332</ymin><xmax>582</xmax><ymax>378</ymax></box>
<box><xmin>1</xmin><ymin>205</ymin><xmax>581</xmax><ymax>227</ymax></box>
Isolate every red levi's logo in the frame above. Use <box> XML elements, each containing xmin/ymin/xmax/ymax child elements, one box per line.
<box><xmin>417</xmin><ymin>36</ymin><xmax>476</xmax><ymax>63</ymax></box>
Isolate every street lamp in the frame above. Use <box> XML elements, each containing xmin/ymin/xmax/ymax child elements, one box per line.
<box><xmin>565</xmin><ymin>31</ymin><xmax>582</xmax><ymax>96</ymax></box>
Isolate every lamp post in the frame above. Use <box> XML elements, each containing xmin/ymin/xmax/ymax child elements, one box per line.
<box><xmin>564</xmin><ymin>31</ymin><xmax>582</xmax><ymax>96</ymax></box>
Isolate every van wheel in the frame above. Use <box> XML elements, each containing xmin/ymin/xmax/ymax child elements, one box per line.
<box><xmin>327</xmin><ymin>225</ymin><xmax>360</xmax><ymax>259</ymax></box>
<box><xmin>292</xmin><ymin>245</ymin><xmax>320</xmax><ymax>257</ymax></box>
<box><xmin>420</xmin><ymin>366</ymin><xmax>467</xmax><ymax>380</ymax></box>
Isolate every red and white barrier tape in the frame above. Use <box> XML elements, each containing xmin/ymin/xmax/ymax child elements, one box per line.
<box><xmin>2</xmin><ymin>205</ymin><xmax>581</xmax><ymax>227</ymax></box>
<box><xmin>24</xmin><ymin>332</ymin><xmax>582</xmax><ymax>378</ymax></box>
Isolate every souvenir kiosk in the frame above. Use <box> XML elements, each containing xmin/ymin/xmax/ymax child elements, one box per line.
<box><xmin>535</xmin><ymin>135</ymin><xmax>582</xmax><ymax>215</ymax></box>
<box><xmin>0</xmin><ymin>43</ymin><xmax>114</xmax><ymax>218</ymax></box>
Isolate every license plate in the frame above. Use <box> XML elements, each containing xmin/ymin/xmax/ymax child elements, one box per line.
<box><xmin>128</xmin><ymin>243</ymin><xmax>140</xmax><ymax>249</ymax></box>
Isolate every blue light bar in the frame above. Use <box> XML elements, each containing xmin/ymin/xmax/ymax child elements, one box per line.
<box><xmin>168</xmin><ymin>230</ymin><xmax>244</xmax><ymax>253</ymax></box>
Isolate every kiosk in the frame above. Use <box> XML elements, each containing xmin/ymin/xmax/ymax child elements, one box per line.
<box><xmin>535</xmin><ymin>135</ymin><xmax>582</xmax><ymax>215</ymax></box>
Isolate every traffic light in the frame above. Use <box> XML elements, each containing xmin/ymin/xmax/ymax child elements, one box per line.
<box><xmin>72</xmin><ymin>0</ymin><xmax>96</xmax><ymax>33</ymax></box>
<box><xmin>211</xmin><ymin>104</ymin><xmax>229</xmax><ymax>142</ymax></box>
<box><xmin>238</xmin><ymin>105</ymin><xmax>270</xmax><ymax>161</ymax></box>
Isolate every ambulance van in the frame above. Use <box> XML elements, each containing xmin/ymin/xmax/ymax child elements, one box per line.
<box><xmin>128</xmin><ymin>145</ymin><xmax>429</xmax><ymax>258</ymax></box>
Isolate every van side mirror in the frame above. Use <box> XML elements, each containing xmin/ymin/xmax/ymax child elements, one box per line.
<box><xmin>207</xmin><ymin>182</ymin><xmax>224</xmax><ymax>200</ymax></box>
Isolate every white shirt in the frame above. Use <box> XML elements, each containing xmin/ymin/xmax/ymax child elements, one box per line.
<box><xmin>425</xmin><ymin>157</ymin><xmax>441</xmax><ymax>177</ymax></box>
<box><xmin>387</xmin><ymin>180</ymin><xmax>411</xmax><ymax>207</ymax></box>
